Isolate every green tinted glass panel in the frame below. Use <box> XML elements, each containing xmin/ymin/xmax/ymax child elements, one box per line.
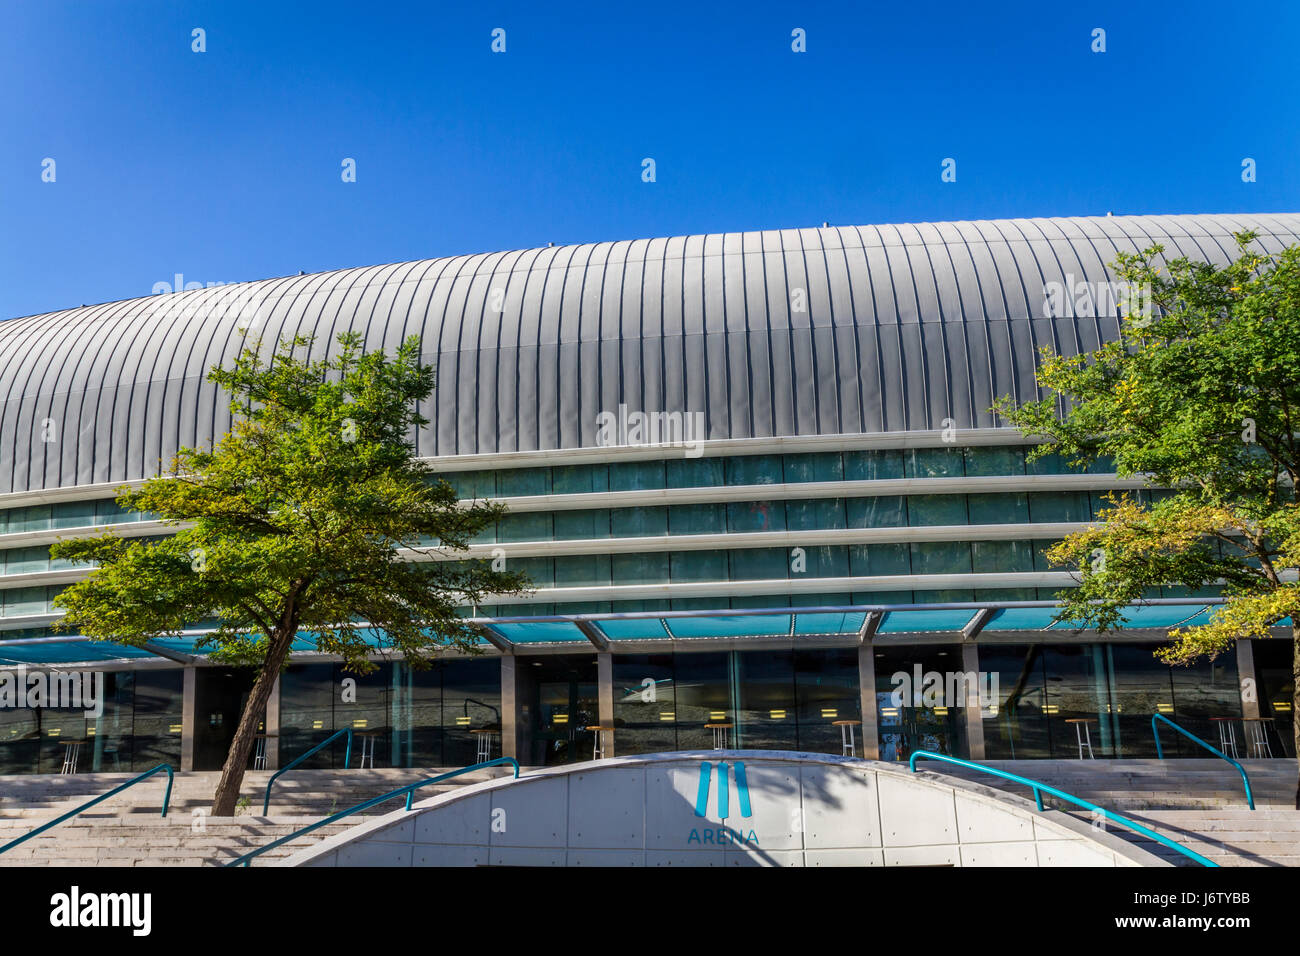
<box><xmin>52</xmin><ymin>501</ymin><xmax>97</xmax><ymax>529</ymax></box>
<box><xmin>968</xmin><ymin>492</ymin><xmax>1029</xmax><ymax>523</ymax></box>
<box><xmin>95</xmin><ymin>499</ymin><xmax>129</xmax><ymax>524</ymax></box>
<box><xmin>730</xmin><ymin>548</ymin><xmax>788</xmax><ymax>580</ymax></box>
<box><xmin>666</xmin><ymin>457</ymin><xmax>723</xmax><ymax>489</ymax></box>
<box><xmin>611</xmin><ymin>506</ymin><xmax>667</xmax><ymax>537</ymax></box>
<box><xmin>554</xmin><ymin>509</ymin><xmax>610</xmax><ymax>540</ymax></box>
<box><xmin>553</xmin><ymin>464</ymin><xmax>608</xmax><ymax>494</ymax></box>
<box><xmin>971</xmin><ymin>540</ymin><xmax>1035</xmax><ymax>573</ymax></box>
<box><xmin>909</xmin><ymin>541</ymin><xmax>972</xmax><ymax>575</ymax></box>
<box><xmin>497</xmin><ymin>512</ymin><xmax>551</xmax><ymax>542</ymax></box>
<box><xmin>725</xmin><ymin>455</ymin><xmax>782</xmax><ymax>486</ymax></box>
<box><xmin>963</xmin><ymin>446</ymin><xmax>1026</xmax><ymax>477</ymax></box>
<box><xmin>786</xmin><ymin>498</ymin><xmax>845</xmax><ymax>530</ymax></box>
<box><xmin>9</xmin><ymin>506</ymin><xmax>51</xmax><ymax>534</ymax></box>
<box><xmin>442</xmin><ymin>471</ymin><xmax>494</xmax><ymax>498</ymax></box>
<box><xmin>727</xmin><ymin>501</ymin><xmax>785</xmax><ymax>533</ymax></box>
<box><xmin>4</xmin><ymin>546</ymin><xmax>48</xmax><ymax>576</ymax></box>
<box><xmin>846</xmin><ymin>496</ymin><xmax>906</xmax><ymax>528</ymax></box>
<box><xmin>553</xmin><ymin>554</ymin><xmax>611</xmax><ymax>588</ymax></box>
<box><xmin>612</xmin><ymin>551</ymin><xmax>670</xmax><ymax>585</ymax></box>
<box><xmin>609</xmin><ymin>460</ymin><xmax>665</xmax><ymax>491</ymax></box>
<box><xmin>669</xmin><ymin>504</ymin><xmax>726</xmax><ymax>535</ymax></box>
<box><xmin>1032</xmin><ymin>540</ymin><xmax>1064</xmax><ymax>571</ymax></box>
<box><xmin>1028</xmin><ymin>492</ymin><xmax>1092</xmax><ymax>522</ymax></box>
<box><xmin>513</xmin><ymin>557</ymin><xmax>553</xmax><ymax>588</ymax></box>
<box><xmin>783</xmin><ymin>453</ymin><xmax>843</xmax><ymax>483</ymax></box>
<box><xmin>906</xmin><ymin>448</ymin><xmax>964</xmax><ymax>478</ymax></box>
<box><xmin>849</xmin><ymin>543</ymin><xmax>910</xmax><ymax>576</ymax></box>
<box><xmin>495</xmin><ymin>467</ymin><xmax>551</xmax><ymax>497</ymax></box>
<box><xmin>843</xmin><ymin>450</ymin><xmax>904</xmax><ymax>481</ymax></box>
<box><xmin>907</xmin><ymin>495</ymin><xmax>967</xmax><ymax>526</ymax></box>
<box><xmin>670</xmin><ymin>550</ymin><xmax>727</xmax><ymax>583</ymax></box>
<box><xmin>802</xmin><ymin>545</ymin><xmax>849</xmax><ymax>577</ymax></box>
<box><xmin>1026</xmin><ymin>451</ymin><xmax>1079</xmax><ymax>475</ymax></box>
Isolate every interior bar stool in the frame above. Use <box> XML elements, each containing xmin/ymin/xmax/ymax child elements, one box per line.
<box><xmin>1242</xmin><ymin>717</ymin><xmax>1276</xmax><ymax>758</ymax></box>
<box><xmin>470</xmin><ymin>728</ymin><xmax>498</xmax><ymax>763</ymax></box>
<box><xmin>1210</xmin><ymin>717</ymin><xmax>1241</xmax><ymax>759</ymax></box>
<box><xmin>833</xmin><ymin>719</ymin><xmax>862</xmax><ymax>757</ymax></box>
<box><xmin>355</xmin><ymin>730</ymin><xmax>381</xmax><ymax>768</ymax></box>
<box><xmin>586</xmin><ymin>725</ymin><xmax>613</xmax><ymax>759</ymax></box>
<box><xmin>1064</xmin><ymin>718</ymin><xmax>1097</xmax><ymax>759</ymax></box>
<box><xmin>59</xmin><ymin>738</ymin><xmax>86</xmax><ymax>774</ymax></box>
<box><xmin>705</xmin><ymin>722</ymin><xmax>732</xmax><ymax>750</ymax></box>
<box><xmin>252</xmin><ymin>732</ymin><xmax>277</xmax><ymax>770</ymax></box>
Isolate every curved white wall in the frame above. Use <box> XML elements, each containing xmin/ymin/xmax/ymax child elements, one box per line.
<box><xmin>281</xmin><ymin>751</ymin><xmax>1167</xmax><ymax>867</ymax></box>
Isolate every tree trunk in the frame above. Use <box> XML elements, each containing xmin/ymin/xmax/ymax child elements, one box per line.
<box><xmin>1292</xmin><ymin>625</ymin><xmax>1299</xmax><ymax>810</ymax></box>
<box><xmin>210</xmin><ymin>630</ymin><xmax>295</xmax><ymax>816</ymax></box>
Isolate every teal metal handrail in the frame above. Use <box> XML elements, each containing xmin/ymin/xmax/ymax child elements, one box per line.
<box><xmin>908</xmin><ymin>751</ymin><xmax>1218</xmax><ymax>868</ymax></box>
<box><xmin>0</xmin><ymin>763</ymin><xmax>175</xmax><ymax>857</ymax></box>
<box><xmin>1151</xmin><ymin>713</ymin><xmax>1255</xmax><ymax>810</ymax></box>
<box><xmin>227</xmin><ymin>756</ymin><xmax>521</xmax><ymax>867</ymax></box>
<box><xmin>262</xmin><ymin>728</ymin><xmax>353</xmax><ymax>815</ymax></box>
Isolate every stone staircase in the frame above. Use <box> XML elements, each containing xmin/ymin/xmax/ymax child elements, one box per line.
<box><xmin>931</xmin><ymin>758</ymin><xmax>1300</xmax><ymax>866</ymax></box>
<box><xmin>938</xmin><ymin>759</ymin><xmax>1297</xmax><ymax>810</ymax></box>
<box><xmin>0</xmin><ymin>766</ymin><xmax>519</xmax><ymax>866</ymax></box>
<box><xmin>1091</xmin><ymin>808</ymin><xmax>1300</xmax><ymax>867</ymax></box>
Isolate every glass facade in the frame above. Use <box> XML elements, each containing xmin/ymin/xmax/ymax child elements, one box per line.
<box><xmin>0</xmin><ymin>446</ymin><xmax>1271</xmax><ymax>775</ymax></box>
<box><xmin>981</xmin><ymin>643</ymin><xmax>1242</xmax><ymax>759</ymax></box>
<box><xmin>278</xmin><ymin>658</ymin><xmax>502</xmax><ymax>769</ymax></box>
<box><xmin>611</xmin><ymin>648</ymin><xmax>861</xmax><ymax>755</ymax></box>
<box><xmin>1253</xmin><ymin>638</ymin><xmax>1296</xmax><ymax>758</ymax></box>
<box><xmin>0</xmin><ymin>668</ymin><xmax>183</xmax><ymax>775</ymax></box>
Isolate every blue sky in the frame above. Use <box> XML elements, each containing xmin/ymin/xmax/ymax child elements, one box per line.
<box><xmin>2</xmin><ymin>0</ymin><xmax>1297</xmax><ymax>319</ymax></box>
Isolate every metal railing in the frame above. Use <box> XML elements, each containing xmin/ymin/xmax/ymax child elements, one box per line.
<box><xmin>1151</xmin><ymin>713</ymin><xmax>1255</xmax><ymax>810</ymax></box>
<box><xmin>262</xmin><ymin>728</ymin><xmax>353</xmax><ymax>815</ymax></box>
<box><xmin>227</xmin><ymin>756</ymin><xmax>521</xmax><ymax>867</ymax></box>
<box><xmin>0</xmin><ymin>763</ymin><xmax>175</xmax><ymax>857</ymax></box>
<box><xmin>908</xmin><ymin>751</ymin><xmax>1218</xmax><ymax>868</ymax></box>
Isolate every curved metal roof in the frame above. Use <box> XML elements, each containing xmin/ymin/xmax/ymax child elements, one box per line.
<box><xmin>2</xmin><ymin>212</ymin><xmax>1298</xmax><ymax>496</ymax></box>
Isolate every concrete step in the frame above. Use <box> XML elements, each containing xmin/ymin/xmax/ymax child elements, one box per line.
<box><xmin>1065</xmin><ymin>808</ymin><xmax>1300</xmax><ymax>867</ymax></box>
<box><xmin>0</xmin><ymin>766</ymin><xmax>522</xmax><ymax>866</ymax></box>
<box><xmin>0</xmin><ymin>816</ymin><xmax>364</xmax><ymax>867</ymax></box>
<box><xmin>0</xmin><ymin>767</ymin><xmax>518</xmax><ymax>821</ymax></box>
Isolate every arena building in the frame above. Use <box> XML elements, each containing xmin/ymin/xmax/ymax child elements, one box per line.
<box><xmin>1</xmin><ymin>213</ymin><xmax>1296</xmax><ymax>777</ymax></box>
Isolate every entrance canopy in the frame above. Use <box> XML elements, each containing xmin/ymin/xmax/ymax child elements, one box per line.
<box><xmin>0</xmin><ymin>598</ymin><xmax>1240</xmax><ymax>668</ymax></box>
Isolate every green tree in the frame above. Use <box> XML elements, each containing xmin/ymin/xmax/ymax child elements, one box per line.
<box><xmin>996</xmin><ymin>232</ymin><xmax>1300</xmax><ymax>803</ymax></box>
<box><xmin>52</xmin><ymin>332</ymin><xmax>528</xmax><ymax>815</ymax></box>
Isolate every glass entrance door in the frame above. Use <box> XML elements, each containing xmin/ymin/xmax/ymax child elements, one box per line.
<box><xmin>523</xmin><ymin>655</ymin><xmax>598</xmax><ymax>766</ymax></box>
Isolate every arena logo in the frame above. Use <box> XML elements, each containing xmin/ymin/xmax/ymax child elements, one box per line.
<box><xmin>49</xmin><ymin>886</ymin><xmax>151</xmax><ymax>937</ymax></box>
<box><xmin>689</xmin><ymin>760</ymin><xmax>758</xmax><ymax>847</ymax></box>
<box><xmin>595</xmin><ymin>404</ymin><xmax>706</xmax><ymax>458</ymax></box>
<box><xmin>1041</xmin><ymin>276</ymin><xmax>1153</xmax><ymax>321</ymax></box>
<box><xmin>889</xmin><ymin>666</ymin><xmax>998</xmax><ymax>710</ymax></box>
<box><xmin>0</xmin><ymin>665</ymin><xmax>104</xmax><ymax>718</ymax></box>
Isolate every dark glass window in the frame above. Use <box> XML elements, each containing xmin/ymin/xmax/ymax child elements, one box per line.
<box><xmin>725</xmin><ymin>455</ymin><xmax>782</xmax><ymax>486</ymax></box>
<box><xmin>611</xmin><ymin>654</ymin><xmax>677</xmax><ymax>754</ymax></box>
<box><xmin>980</xmin><ymin>645</ymin><xmax>1053</xmax><ymax>759</ymax></box>
<box><xmin>963</xmin><ymin>446</ymin><xmax>1026</xmax><ymax>477</ymax></box>
<box><xmin>846</xmin><ymin>496</ymin><xmax>906</xmax><ymax>528</ymax></box>
<box><xmin>968</xmin><ymin>492</ymin><xmax>1029</xmax><ymax>524</ymax></box>
<box><xmin>843</xmin><ymin>450</ymin><xmax>904</xmax><ymax>481</ymax></box>
<box><xmin>907</xmin><ymin>495</ymin><xmax>967</xmax><ymax>526</ymax></box>
<box><xmin>874</xmin><ymin>644</ymin><xmax>968</xmax><ymax>760</ymax></box>
<box><xmin>906</xmin><ymin>448</ymin><xmax>964</xmax><ymax>478</ymax></box>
